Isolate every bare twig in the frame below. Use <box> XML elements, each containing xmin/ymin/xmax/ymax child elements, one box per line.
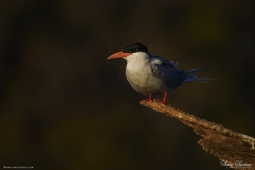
<box><xmin>140</xmin><ymin>100</ymin><xmax>255</xmax><ymax>169</ymax></box>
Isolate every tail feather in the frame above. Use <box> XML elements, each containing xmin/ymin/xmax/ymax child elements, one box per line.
<box><xmin>184</xmin><ymin>76</ymin><xmax>215</xmax><ymax>83</ymax></box>
<box><xmin>184</xmin><ymin>65</ymin><xmax>215</xmax><ymax>83</ymax></box>
<box><xmin>185</xmin><ymin>65</ymin><xmax>213</xmax><ymax>75</ymax></box>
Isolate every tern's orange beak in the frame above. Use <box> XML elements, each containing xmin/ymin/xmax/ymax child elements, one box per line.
<box><xmin>107</xmin><ymin>51</ymin><xmax>130</xmax><ymax>60</ymax></box>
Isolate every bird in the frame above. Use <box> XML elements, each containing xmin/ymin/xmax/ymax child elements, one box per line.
<box><xmin>107</xmin><ymin>43</ymin><xmax>213</xmax><ymax>104</ymax></box>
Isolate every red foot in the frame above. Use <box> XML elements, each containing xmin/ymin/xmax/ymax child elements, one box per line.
<box><xmin>140</xmin><ymin>94</ymin><xmax>152</xmax><ymax>103</ymax></box>
<box><xmin>158</xmin><ymin>92</ymin><xmax>168</xmax><ymax>104</ymax></box>
<box><xmin>157</xmin><ymin>99</ymin><xmax>166</xmax><ymax>104</ymax></box>
<box><xmin>140</xmin><ymin>99</ymin><xmax>152</xmax><ymax>103</ymax></box>
<box><xmin>140</xmin><ymin>93</ymin><xmax>168</xmax><ymax>104</ymax></box>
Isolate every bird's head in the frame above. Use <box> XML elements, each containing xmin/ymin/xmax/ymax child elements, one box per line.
<box><xmin>107</xmin><ymin>43</ymin><xmax>149</xmax><ymax>60</ymax></box>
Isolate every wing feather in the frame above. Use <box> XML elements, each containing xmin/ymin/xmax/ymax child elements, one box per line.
<box><xmin>150</xmin><ymin>55</ymin><xmax>186</xmax><ymax>88</ymax></box>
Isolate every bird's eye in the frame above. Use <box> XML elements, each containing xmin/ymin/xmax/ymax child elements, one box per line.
<box><xmin>131</xmin><ymin>48</ymin><xmax>136</xmax><ymax>51</ymax></box>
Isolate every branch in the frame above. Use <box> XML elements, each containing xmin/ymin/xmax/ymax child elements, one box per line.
<box><xmin>140</xmin><ymin>100</ymin><xmax>255</xmax><ymax>169</ymax></box>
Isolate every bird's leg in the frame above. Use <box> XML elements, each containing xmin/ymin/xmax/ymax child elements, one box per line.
<box><xmin>140</xmin><ymin>94</ymin><xmax>152</xmax><ymax>102</ymax></box>
<box><xmin>158</xmin><ymin>92</ymin><xmax>167</xmax><ymax>104</ymax></box>
<box><xmin>148</xmin><ymin>94</ymin><xmax>152</xmax><ymax>100</ymax></box>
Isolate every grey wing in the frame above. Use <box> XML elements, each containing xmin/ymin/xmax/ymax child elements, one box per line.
<box><xmin>150</xmin><ymin>55</ymin><xmax>187</xmax><ymax>88</ymax></box>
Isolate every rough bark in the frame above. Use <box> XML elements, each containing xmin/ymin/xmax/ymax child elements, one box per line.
<box><xmin>140</xmin><ymin>100</ymin><xmax>255</xmax><ymax>169</ymax></box>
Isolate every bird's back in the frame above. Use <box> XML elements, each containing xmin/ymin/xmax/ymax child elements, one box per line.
<box><xmin>150</xmin><ymin>55</ymin><xmax>187</xmax><ymax>89</ymax></box>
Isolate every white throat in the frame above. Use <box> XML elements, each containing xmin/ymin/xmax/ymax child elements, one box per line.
<box><xmin>124</xmin><ymin>52</ymin><xmax>150</xmax><ymax>71</ymax></box>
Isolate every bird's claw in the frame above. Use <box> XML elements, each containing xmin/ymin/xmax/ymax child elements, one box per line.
<box><xmin>157</xmin><ymin>99</ymin><xmax>166</xmax><ymax>104</ymax></box>
<box><xmin>140</xmin><ymin>99</ymin><xmax>152</xmax><ymax>103</ymax></box>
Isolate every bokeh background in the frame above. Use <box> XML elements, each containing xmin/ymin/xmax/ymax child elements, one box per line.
<box><xmin>0</xmin><ymin>0</ymin><xmax>255</xmax><ymax>169</ymax></box>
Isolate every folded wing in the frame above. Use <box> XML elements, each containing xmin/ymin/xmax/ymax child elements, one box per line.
<box><xmin>150</xmin><ymin>55</ymin><xmax>187</xmax><ymax>88</ymax></box>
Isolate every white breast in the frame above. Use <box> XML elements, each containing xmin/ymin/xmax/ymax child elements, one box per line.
<box><xmin>124</xmin><ymin>52</ymin><xmax>166</xmax><ymax>95</ymax></box>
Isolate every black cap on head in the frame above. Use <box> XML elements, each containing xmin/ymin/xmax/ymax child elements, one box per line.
<box><xmin>123</xmin><ymin>43</ymin><xmax>149</xmax><ymax>53</ymax></box>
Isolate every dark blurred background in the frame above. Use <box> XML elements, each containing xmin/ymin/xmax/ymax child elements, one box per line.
<box><xmin>0</xmin><ymin>0</ymin><xmax>255</xmax><ymax>169</ymax></box>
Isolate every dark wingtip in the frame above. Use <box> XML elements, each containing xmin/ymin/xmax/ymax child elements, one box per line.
<box><xmin>185</xmin><ymin>64</ymin><xmax>213</xmax><ymax>75</ymax></box>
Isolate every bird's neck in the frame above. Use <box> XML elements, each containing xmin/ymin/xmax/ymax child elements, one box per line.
<box><xmin>125</xmin><ymin>52</ymin><xmax>150</xmax><ymax>72</ymax></box>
